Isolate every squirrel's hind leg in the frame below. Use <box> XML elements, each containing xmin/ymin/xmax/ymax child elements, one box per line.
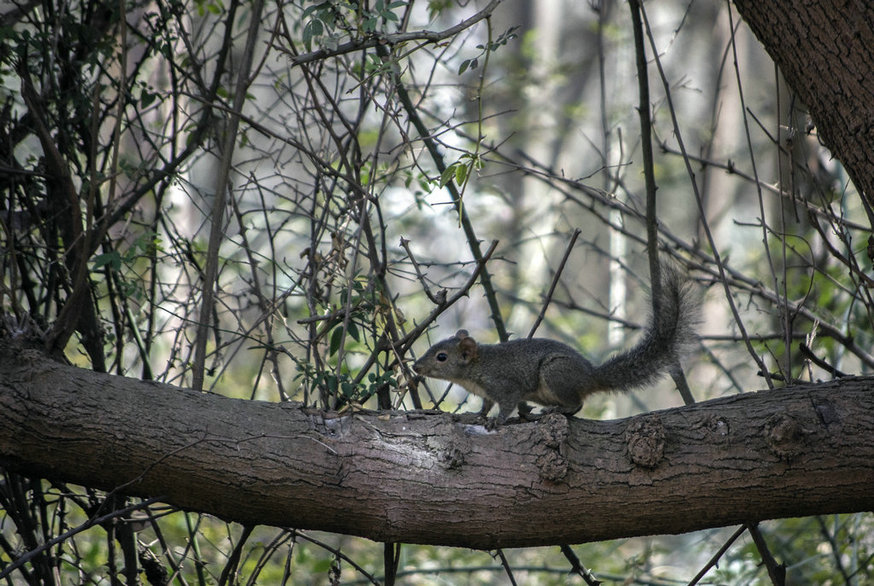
<box><xmin>537</xmin><ymin>364</ymin><xmax>585</xmax><ymax>414</ymax></box>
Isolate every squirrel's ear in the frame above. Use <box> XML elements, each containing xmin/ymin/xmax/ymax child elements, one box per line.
<box><xmin>455</xmin><ymin>329</ymin><xmax>469</xmax><ymax>339</ymax></box>
<box><xmin>457</xmin><ymin>336</ymin><xmax>478</xmax><ymax>363</ymax></box>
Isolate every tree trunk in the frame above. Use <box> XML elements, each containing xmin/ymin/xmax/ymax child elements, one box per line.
<box><xmin>1</xmin><ymin>340</ymin><xmax>872</xmax><ymax>549</ymax></box>
<box><xmin>732</xmin><ymin>0</ymin><xmax>874</xmax><ymax>216</ymax></box>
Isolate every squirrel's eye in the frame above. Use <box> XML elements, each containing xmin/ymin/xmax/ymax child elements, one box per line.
<box><xmin>436</xmin><ymin>352</ymin><xmax>448</xmax><ymax>362</ymax></box>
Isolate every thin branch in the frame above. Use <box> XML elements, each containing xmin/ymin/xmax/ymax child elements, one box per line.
<box><xmin>636</xmin><ymin>0</ymin><xmax>773</xmax><ymax>388</ymax></box>
<box><xmin>218</xmin><ymin>525</ymin><xmax>255</xmax><ymax>586</ymax></box>
<box><xmin>687</xmin><ymin>525</ymin><xmax>746</xmax><ymax>585</ymax></box>
<box><xmin>380</xmin><ymin>42</ymin><xmax>509</xmax><ymax>342</ymax></box>
<box><xmin>399</xmin><ymin>236</ymin><xmax>446</xmax><ymax>305</ymax></box>
<box><xmin>628</xmin><ymin>0</ymin><xmax>695</xmax><ymax>405</ymax></box>
<box><xmin>274</xmin><ymin>0</ymin><xmax>502</xmax><ymax>66</ymax></box>
<box><xmin>192</xmin><ymin>0</ymin><xmax>265</xmax><ymax>391</ymax></box>
<box><xmin>383</xmin><ymin>542</ymin><xmax>400</xmax><ymax>586</ymax></box>
<box><xmin>494</xmin><ymin>549</ymin><xmax>518</xmax><ymax>586</ymax></box>
<box><xmin>747</xmin><ymin>523</ymin><xmax>786</xmax><ymax>586</ymax></box>
<box><xmin>560</xmin><ymin>544</ymin><xmax>601</xmax><ymax>586</ymax></box>
<box><xmin>528</xmin><ymin>229</ymin><xmax>581</xmax><ymax>338</ymax></box>
<box><xmin>0</xmin><ymin>497</ymin><xmax>165</xmax><ymax>581</ymax></box>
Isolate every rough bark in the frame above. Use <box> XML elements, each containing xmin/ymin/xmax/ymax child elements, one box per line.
<box><xmin>733</xmin><ymin>0</ymin><xmax>874</xmax><ymax>215</ymax></box>
<box><xmin>1</xmin><ymin>340</ymin><xmax>872</xmax><ymax>549</ymax></box>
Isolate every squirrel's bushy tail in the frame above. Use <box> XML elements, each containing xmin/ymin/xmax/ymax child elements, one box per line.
<box><xmin>592</xmin><ymin>265</ymin><xmax>699</xmax><ymax>392</ymax></box>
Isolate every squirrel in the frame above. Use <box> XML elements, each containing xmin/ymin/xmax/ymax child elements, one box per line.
<box><xmin>412</xmin><ymin>266</ymin><xmax>698</xmax><ymax>425</ymax></box>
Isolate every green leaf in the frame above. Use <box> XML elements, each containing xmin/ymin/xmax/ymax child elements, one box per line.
<box><xmin>439</xmin><ymin>163</ymin><xmax>457</xmax><ymax>188</ymax></box>
<box><xmin>329</xmin><ymin>326</ymin><xmax>343</xmax><ymax>356</ymax></box>
<box><xmin>140</xmin><ymin>88</ymin><xmax>158</xmax><ymax>109</ymax></box>
<box><xmin>347</xmin><ymin>321</ymin><xmax>360</xmax><ymax>342</ymax></box>
<box><xmin>454</xmin><ymin>162</ymin><xmax>468</xmax><ymax>186</ymax></box>
<box><xmin>301</xmin><ymin>2</ymin><xmax>328</xmax><ymax>19</ymax></box>
<box><xmin>92</xmin><ymin>251</ymin><xmax>122</xmax><ymax>271</ymax></box>
<box><xmin>303</xmin><ymin>19</ymin><xmax>324</xmax><ymax>50</ymax></box>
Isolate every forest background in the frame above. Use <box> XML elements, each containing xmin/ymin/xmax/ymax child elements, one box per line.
<box><xmin>1</xmin><ymin>0</ymin><xmax>873</xmax><ymax>584</ymax></box>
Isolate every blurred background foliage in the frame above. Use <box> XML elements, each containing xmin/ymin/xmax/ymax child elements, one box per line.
<box><xmin>1</xmin><ymin>0</ymin><xmax>872</xmax><ymax>582</ymax></box>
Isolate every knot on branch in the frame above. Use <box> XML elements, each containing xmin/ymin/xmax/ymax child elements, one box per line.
<box><xmin>533</xmin><ymin>412</ymin><xmax>568</xmax><ymax>482</ymax></box>
<box><xmin>812</xmin><ymin>398</ymin><xmax>839</xmax><ymax>426</ymax></box>
<box><xmin>765</xmin><ymin>413</ymin><xmax>804</xmax><ymax>461</ymax></box>
<box><xmin>306</xmin><ymin>410</ymin><xmax>353</xmax><ymax>438</ymax></box>
<box><xmin>703</xmin><ymin>414</ymin><xmax>730</xmax><ymax>438</ymax></box>
<box><xmin>423</xmin><ymin>423</ymin><xmax>471</xmax><ymax>471</ymax></box>
<box><xmin>624</xmin><ymin>415</ymin><xmax>666</xmax><ymax>469</ymax></box>
<box><xmin>438</xmin><ymin>438</ymin><xmax>467</xmax><ymax>470</ymax></box>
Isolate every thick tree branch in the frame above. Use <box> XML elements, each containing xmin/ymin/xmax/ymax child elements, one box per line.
<box><xmin>0</xmin><ymin>340</ymin><xmax>872</xmax><ymax>550</ymax></box>
<box><xmin>733</xmin><ymin>0</ymin><xmax>874</xmax><ymax>218</ymax></box>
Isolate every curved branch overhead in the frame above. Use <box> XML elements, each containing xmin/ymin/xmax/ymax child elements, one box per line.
<box><xmin>733</xmin><ymin>0</ymin><xmax>874</xmax><ymax>217</ymax></box>
<box><xmin>1</xmin><ymin>341</ymin><xmax>872</xmax><ymax>549</ymax></box>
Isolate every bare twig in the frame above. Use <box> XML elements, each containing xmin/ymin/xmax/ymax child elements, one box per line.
<box><xmin>192</xmin><ymin>0</ymin><xmax>265</xmax><ymax>391</ymax></box>
<box><xmin>628</xmin><ymin>0</ymin><xmax>695</xmax><ymax>405</ymax></box>
<box><xmin>399</xmin><ymin>236</ymin><xmax>446</xmax><ymax>305</ymax></box>
<box><xmin>381</xmin><ymin>41</ymin><xmax>509</xmax><ymax>342</ymax></box>
<box><xmin>494</xmin><ymin>549</ymin><xmax>518</xmax><ymax>586</ymax></box>
<box><xmin>528</xmin><ymin>229</ymin><xmax>581</xmax><ymax>338</ymax></box>
<box><xmin>747</xmin><ymin>523</ymin><xmax>787</xmax><ymax>585</ymax></box>
<box><xmin>560</xmin><ymin>544</ymin><xmax>601</xmax><ymax>586</ymax></box>
<box><xmin>0</xmin><ymin>497</ymin><xmax>165</xmax><ymax>581</ymax></box>
<box><xmin>637</xmin><ymin>0</ymin><xmax>772</xmax><ymax>390</ymax></box>
<box><xmin>687</xmin><ymin>525</ymin><xmax>746</xmax><ymax>585</ymax></box>
<box><xmin>274</xmin><ymin>0</ymin><xmax>503</xmax><ymax>66</ymax></box>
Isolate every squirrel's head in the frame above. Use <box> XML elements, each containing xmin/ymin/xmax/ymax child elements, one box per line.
<box><xmin>412</xmin><ymin>329</ymin><xmax>479</xmax><ymax>380</ymax></box>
